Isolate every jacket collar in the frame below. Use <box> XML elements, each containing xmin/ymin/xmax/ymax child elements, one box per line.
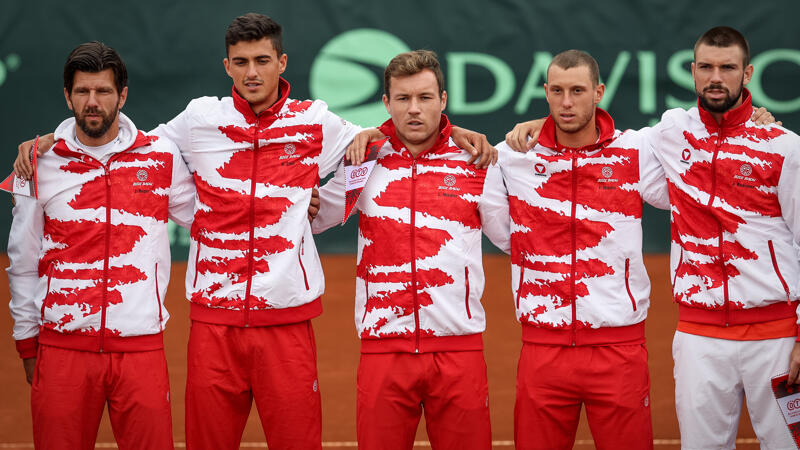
<box><xmin>697</xmin><ymin>88</ymin><xmax>752</xmax><ymax>132</ymax></box>
<box><xmin>231</xmin><ymin>77</ymin><xmax>291</xmax><ymax>124</ymax></box>
<box><xmin>378</xmin><ymin>114</ymin><xmax>453</xmax><ymax>157</ymax></box>
<box><xmin>538</xmin><ymin>107</ymin><xmax>616</xmax><ymax>153</ymax></box>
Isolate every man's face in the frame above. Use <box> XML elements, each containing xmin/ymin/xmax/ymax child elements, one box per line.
<box><xmin>544</xmin><ymin>65</ymin><xmax>603</xmax><ymax>135</ymax></box>
<box><xmin>692</xmin><ymin>43</ymin><xmax>753</xmax><ymax>113</ymax></box>
<box><xmin>224</xmin><ymin>37</ymin><xmax>287</xmax><ymax>114</ymax></box>
<box><xmin>64</xmin><ymin>69</ymin><xmax>126</xmax><ymax>140</ymax></box>
<box><xmin>382</xmin><ymin>69</ymin><xmax>447</xmax><ymax>151</ymax></box>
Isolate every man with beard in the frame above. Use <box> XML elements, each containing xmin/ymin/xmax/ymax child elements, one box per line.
<box><xmin>7</xmin><ymin>41</ymin><xmax>195</xmax><ymax>449</ymax></box>
<box><xmin>507</xmin><ymin>27</ymin><xmax>800</xmax><ymax>449</ymax></box>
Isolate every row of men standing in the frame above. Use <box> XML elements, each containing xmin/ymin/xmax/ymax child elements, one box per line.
<box><xmin>7</xmin><ymin>12</ymin><xmax>800</xmax><ymax>450</ymax></box>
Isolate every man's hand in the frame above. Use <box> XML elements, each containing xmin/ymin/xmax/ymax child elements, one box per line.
<box><xmin>14</xmin><ymin>133</ymin><xmax>55</xmax><ymax>179</ymax></box>
<box><xmin>751</xmin><ymin>106</ymin><xmax>781</xmax><ymax>127</ymax></box>
<box><xmin>451</xmin><ymin>126</ymin><xmax>496</xmax><ymax>169</ymax></box>
<box><xmin>22</xmin><ymin>357</ymin><xmax>35</xmax><ymax>385</ymax></box>
<box><xmin>505</xmin><ymin>118</ymin><xmax>546</xmax><ymax>152</ymax></box>
<box><xmin>788</xmin><ymin>342</ymin><xmax>800</xmax><ymax>384</ymax></box>
<box><xmin>346</xmin><ymin>128</ymin><xmax>385</xmax><ymax>166</ymax></box>
<box><xmin>308</xmin><ymin>187</ymin><xmax>320</xmax><ymax>223</ymax></box>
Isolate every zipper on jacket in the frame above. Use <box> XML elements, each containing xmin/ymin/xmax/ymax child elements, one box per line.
<box><xmin>243</xmin><ymin>121</ymin><xmax>260</xmax><ymax>327</ymax></box>
<box><xmin>362</xmin><ymin>271</ymin><xmax>369</xmax><ymax>323</ymax></box>
<box><xmin>624</xmin><ymin>258</ymin><xmax>637</xmax><ymax>311</ymax></box>
<box><xmin>706</xmin><ymin>131</ymin><xmax>724</xmax><ymax>208</ymax></box>
<box><xmin>515</xmin><ymin>262</ymin><xmax>526</xmax><ymax>309</ymax></box>
<box><xmin>40</xmin><ymin>266</ymin><xmax>54</xmax><ymax>322</ymax></box>
<box><xmin>768</xmin><ymin>240</ymin><xmax>791</xmax><ymax>302</ymax></box>
<box><xmin>100</xmin><ymin>166</ymin><xmax>112</xmax><ymax>352</ymax></box>
<box><xmin>719</xmin><ymin>222</ymin><xmax>730</xmax><ymax>326</ymax></box>
<box><xmin>464</xmin><ymin>267</ymin><xmax>472</xmax><ymax>319</ymax></box>
<box><xmin>570</xmin><ymin>152</ymin><xmax>578</xmax><ymax>346</ymax></box>
<box><xmin>708</xmin><ymin>128</ymin><xmax>730</xmax><ymax>326</ymax></box>
<box><xmin>411</xmin><ymin>160</ymin><xmax>420</xmax><ymax>353</ymax></box>
<box><xmin>193</xmin><ymin>231</ymin><xmax>203</xmax><ymax>288</ymax></box>
<box><xmin>298</xmin><ymin>237</ymin><xmax>309</xmax><ymax>290</ymax></box>
<box><xmin>155</xmin><ymin>263</ymin><xmax>164</xmax><ymax>331</ymax></box>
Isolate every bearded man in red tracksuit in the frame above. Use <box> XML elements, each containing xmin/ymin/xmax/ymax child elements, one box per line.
<box><xmin>313</xmin><ymin>50</ymin><xmax>510</xmax><ymax>449</ymax></box>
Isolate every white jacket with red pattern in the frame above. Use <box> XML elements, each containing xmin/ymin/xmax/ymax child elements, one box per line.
<box><xmin>652</xmin><ymin>90</ymin><xmax>800</xmax><ymax>330</ymax></box>
<box><xmin>313</xmin><ymin>115</ymin><xmax>510</xmax><ymax>353</ymax></box>
<box><xmin>494</xmin><ymin>109</ymin><xmax>669</xmax><ymax>346</ymax></box>
<box><xmin>151</xmin><ymin>78</ymin><xmax>360</xmax><ymax>327</ymax></box>
<box><xmin>7</xmin><ymin>113</ymin><xmax>196</xmax><ymax>358</ymax></box>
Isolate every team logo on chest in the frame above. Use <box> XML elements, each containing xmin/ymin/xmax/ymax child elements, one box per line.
<box><xmin>534</xmin><ymin>163</ymin><xmax>547</xmax><ymax>177</ymax></box>
<box><xmin>133</xmin><ymin>168</ymin><xmax>154</xmax><ymax>192</ymax></box>
<box><xmin>437</xmin><ymin>174</ymin><xmax>460</xmax><ymax>197</ymax></box>
<box><xmin>598</xmin><ymin>165</ymin><xmax>619</xmax><ymax>190</ymax></box>
<box><xmin>279</xmin><ymin>142</ymin><xmax>301</xmax><ymax>161</ymax></box>
<box><xmin>733</xmin><ymin>162</ymin><xmax>757</xmax><ymax>188</ymax></box>
<box><xmin>680</xmin><ymin>149</ymin><xmax>691</xmax><ymax>164</ymax></box>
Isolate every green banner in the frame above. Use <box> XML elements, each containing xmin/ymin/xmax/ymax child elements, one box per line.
<box><xmin>2</xmin><ymin>1</ymin><xmax>799</xmax><ymax>256</ymax></box>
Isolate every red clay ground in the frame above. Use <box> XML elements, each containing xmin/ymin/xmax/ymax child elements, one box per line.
<box><xmin>0</xmin><ymin>254</ymin><xmax>761</xmax><ymax>448</ymax></box>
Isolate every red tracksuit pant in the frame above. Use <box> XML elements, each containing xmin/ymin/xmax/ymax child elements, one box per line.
<box><xmin>356</xmin><ymin>350</ymin><xmax>491</xmax><ymax>450</ymax></box>
<box><xmin>515</xmin><ymin>342</ymin><xmax>653</xmax><ymax>450</ymax></box>
<box><xmin>185</xmin><ymin>320</ymin><xmax>322</xmax><ymax>450</ymax></box>
<box><xmin>31</xmin><ymin>345</ymin><xmax>173</xmax><ymax>450</ymax></box>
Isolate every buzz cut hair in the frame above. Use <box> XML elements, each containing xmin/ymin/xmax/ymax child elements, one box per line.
<box><xmin>548</xmin><ymin>50</ymin><xmax>600</xmax><ymax>86</ymax></box>
<box><xmin>694</xmin><ymin>26</ymin><xmax>750</xmax><ymax>66</ymax></box>
<box><xmin>384</xmin><ymin>50</ymin><xmax>445</xmax><ymax>97</ymax></box>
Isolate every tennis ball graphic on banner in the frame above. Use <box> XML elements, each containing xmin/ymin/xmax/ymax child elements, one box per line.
<box><xmin>310</xmin><ymin>29</ymin><xmax>409</xmax><ymax>127</ymax></box>
<box><xmin>0</xmin><ymin>53</ymin><xmax>21</xmax><ymax>88</ymax></box>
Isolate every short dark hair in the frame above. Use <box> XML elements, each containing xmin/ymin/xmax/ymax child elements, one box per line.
<box><xmin>225</xmin><ymin>13</ymin><xmax>283</xmax><ymax>55</ymax></box>
<box><xmin>63</xmin><ymin>41</ymin><xmax>127</xmax><ymax>94</ymax></box>
<box><xmin>694</xmin><ymin>26</ymin><xmax>750</xmax><ymax>66</ymax></box>
<box><xmin>548</xmin><ymin>50</ymin><xmax>600</xmax><ymax>86</ymax></box>
<box><xmin>384</xmin><ymin>50</ymin><xmax>445</xmax><ymax>97</ymax></box>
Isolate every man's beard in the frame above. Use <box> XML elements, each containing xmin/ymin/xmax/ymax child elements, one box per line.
<box><xmin>75</xmin><ymin>103</ymin><xmax>119</xmax><ymax>139</ymax></box>
<box><xmin>697</xmin><ymin>82</ymin><xmax>743</xmax><ymax>114</ymax></box>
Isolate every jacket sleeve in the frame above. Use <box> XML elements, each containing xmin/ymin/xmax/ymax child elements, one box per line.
<box><xmin>6</xmin><ymin>194</ymin><xmax>44</xmax><ymax>358</ymax></box>
<box><xmin>633</xmin><ymin>126</ymin><xmax>670</xmax><ymax>210</ymax></box>
<box><xmin>167</xmin><ymin>140</ymin><xmax>197</xmax><ymax>229</ymax></box>
<box><xmin>317</xmin><ymin>103</ymin><xmax>362</xmax><ymax>178</ymax></box>
<box><xmin>775</xmin><ymin>132</ymin><xmax>800</xmax><ymax>337</ymax></box>
<box><xmin>478</xmin><ymin>158</ymin><xmax>511</xmax><ymax>254</ymax></box>
<box><xmin>312</xmin><ymin>162</ymin><xmax>351</xmax><ymax>234</ymax></box>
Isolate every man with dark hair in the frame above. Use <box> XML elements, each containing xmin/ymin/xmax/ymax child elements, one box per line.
<box><xmin>313</xmin><ymin>50</ymin><xmax>510</xmax><ymax>449</ymax></box>
<box><xmin>493</xmin><ymin>49</ymin><xmax>669</xmax><ymax>449</ymax></box>
<box><xmin>7</xmin><ymin>41</ymin><xmax>195</xmax><ymax>450</ymax></box>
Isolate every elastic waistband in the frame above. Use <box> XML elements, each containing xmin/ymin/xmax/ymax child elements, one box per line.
<box><xmin>360</xmin><ymin>333</ymin><xmax>483</xmax><ymax>353</ymax></box>
<box><xmin>38</xmin><ymin>327</ymin><xmax>164</xmax><ymax>353</ymax></box>
<box><xmin>678</xmin><ymin>301</ymin><xmax>798</xmax><ymax>326</ymax></box>
<box><xmin>190</xmin><ymin>297</ymin><xmax>322</xmax><ymax>327</ymax></box>
<box><xmin>521</xmin><ymin>321</ymin><xmax>645</xmax><ymax>346</ymax></box>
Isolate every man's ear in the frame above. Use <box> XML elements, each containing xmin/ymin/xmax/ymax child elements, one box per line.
<box><xmin>64</xmin><ymin>88</ymin><xmax>73</xmax><ymax>111</ymax></box>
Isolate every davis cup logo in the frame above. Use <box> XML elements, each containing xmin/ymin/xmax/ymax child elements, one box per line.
<box><xmin>15</xmin><ymin>177</ymin><xmax>26</xmax><ymax>189</ymax></box>
<box><xmin>350</xmin><ymin>166</ymin><xmax>369</xmax><ymax>179</ymax></box>
<box><xmin>136</xmin><ymin>169</ymin><xmax>148</xmax><ymax>181</ymax></box>
<box><xmin>788</xmin><ymin>399</ymin><xmax>800</xmax><ymax>411</ymax></box>
<box><xmin>310</xmin><ymin>29</ymin><xmax>410</xmax><ymax>127</ymax></box>
<box><xmin>601</xmin><ymin>166</ymin><xmax>613</xmax><ymax>178</ymax></box>
<box><xmin>284</xmin><ymin>143</ymin><xmax>296</xmax><ymax>155</ymax></box>
<box><xmin>740</xmin><ymin>163</ymin><xmax>753</xmax><ymax>176</ymax></box>
<box><xmin>443</xmin><ymin>174</ymin><xmax>457</xmax><ymax>187</ymax></box>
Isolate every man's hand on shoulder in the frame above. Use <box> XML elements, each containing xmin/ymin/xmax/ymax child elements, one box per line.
<box><xmin>751</xmin><ymin>106</ymin><xmax>781</xmax><ymax>126</ymax></box>
<box><xmin>451</xmin><ymin>126</ymin><xmax>496</xmax><ymax>169</ymax></box>
<box><xmin>505</xmin><ymin>118</ymin><xmax>546</xmax><ymax>152</ymax></box>
<box><xmin>14</xmin><ymin>133</ymin><xmax>55</xmax><ymax>179</ymax></box>
<box><xmin>346</xmin><ymin>128</ymin><xmax>385</xmax><ymax>166</ymax></box>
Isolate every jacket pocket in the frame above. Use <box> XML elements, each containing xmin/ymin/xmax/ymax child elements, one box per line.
<box><xmin>768</xmin><ymin>240</ymin><xmax>791</xmax><ymax>302</ymax></box>
<box><xmin>625</xmin><ymin>258</ymin><xmax>637</xmax><ymax>311</ymax></box>
<box><xmin>40</xmin><ymin>266</ymin><xmax>55</xmax><ymax>322</ymax></box>
<box><xmin>515</xmin><ymin>262</ymin><xmax>526</xmax><ymax>309</ymax></box>
<box><xmin>464</xmin><ymin>267</ymin><xmax>472</xmax><ymax>319</ymax></box>
<box><xmin>362</xmin><ymin>271</ymin><xmax>369</xmax><ymax>324</ymax></box>
<box><xmin>155</xmin><ymin>263</ymin><xmax>164</xmax><ymax>331</ymax></box>
<box><xmin>671</xmin><ymin>248</ymin><xmax>683</xmax><ymax>297</ymax></box>
<box><xmin>192</xmin><ymin>231</ymin><xmax>203</xmax><ymax>288</ymax></box>
<box><xmin>299</xmin><ymin>237</ymin><xmax>310</xmax><ymax>290</ymax></box>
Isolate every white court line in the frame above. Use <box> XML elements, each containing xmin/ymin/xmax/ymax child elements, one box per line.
<box><xmin>0</xmin><ymin>438</ymin><xmax>763</xmax><ymax>448</ymax></box>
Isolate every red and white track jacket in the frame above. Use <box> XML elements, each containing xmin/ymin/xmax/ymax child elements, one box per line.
<box><xmin>152</xmin><ymin>78</ymin><xmax>360</xmax><ymax>327</ymax></box>
<box><xmin>493</xmin><ymin>109</ymin><xmax>669</xmax><ymax>346</ymax></box>
<box><xmin>651</xmin><ymin>90</ymin><xmax>800</xmax><ymax>332</ymax></box>
<box><xmin>7</xmin><ymin>113</ymin><xmax>196</xmax><ymax>358</ymax></box>
<box><xmin>313</xmin><ymin>115</ymin><xmax>510</xmax><ymax>353</ymax></box>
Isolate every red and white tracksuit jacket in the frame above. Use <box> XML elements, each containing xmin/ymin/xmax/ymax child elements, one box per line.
<box><xmin>313</xmin><ymin>115</ymin><xmax>510</xmax><ymax>353</ymax></box>
<box><xmin>651</xmin><ymin>90</ymin><xmax>800</xmax><ymax>333</ymax></box>
<box><xmin>493</xmin><ymin>109</ymin><xmax>669</xmax><ymax>346</ymax></box>
<box><xmin>151</xmin><ymin>77</ymin><xmax>360</xmax><ymax>326</ymax></box>
<box><xmin>7</xmin><ymin>113</ymin><xmax>196</xmax><ymax>358</ymax></box>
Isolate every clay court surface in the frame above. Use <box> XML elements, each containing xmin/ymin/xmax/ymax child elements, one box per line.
<box><xmin>0</xmin><ymin>254</ymin><xmax>762</xmax><ymax>449</ymax></box>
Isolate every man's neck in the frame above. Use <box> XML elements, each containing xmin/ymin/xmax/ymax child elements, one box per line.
<box><xmin>555</xmin><ymin>119</ymin><xmax>598</xmax><ymax>149</ymax></box>
<box><xmin>251</xmin><ymin>85</ymin><xmax>281</xmax><ymax>116</ymax></box>
<box><xmin>708</xmin><ymin>97</ymin><xmax>743</xmax><ymax>125</ymax></box>
<box><xmin>76</xmin><ymin>122</ymin><xmax>120</xmax><ymax>147</ymax></box>
<box><xmin>400</xmin><ymin>134</ymin><xmax>438</xmax><ymax>159</ymax></box>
